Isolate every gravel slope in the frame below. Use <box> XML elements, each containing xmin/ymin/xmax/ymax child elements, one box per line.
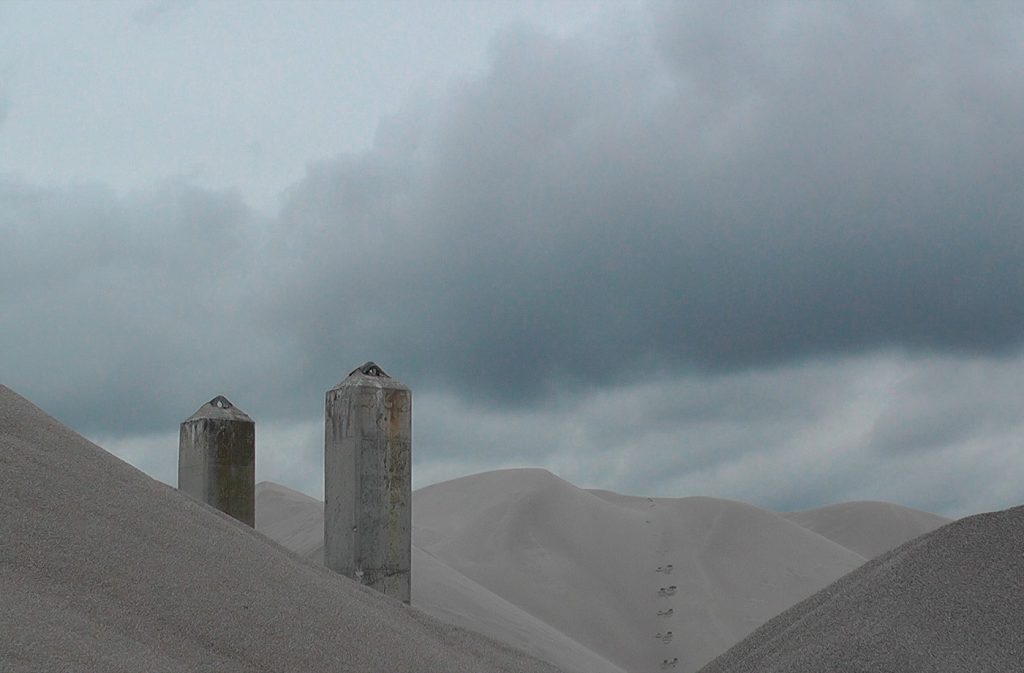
<box><xmin>259</xmin><ymin>472</ymin><xmax>950</xmax><ymax>673</ymax></box>
<box><xmin>699</xmin><ymin>505</ymin><xmax>1024</xmax><ymax>673</ymax></box>
<box><xmin>255</xmin><ymin>482</ymin><xmax>624</xmax><ymax>673</ymax></box>
<box><xmin>261</xmin><ymin>471</ymin><xmax>906</xmax><ymax>673</ymax></box>
<box><xmin>0</xmin><ymin>385</ymin><xmax>564</xmax><ymax>673</ymax></box>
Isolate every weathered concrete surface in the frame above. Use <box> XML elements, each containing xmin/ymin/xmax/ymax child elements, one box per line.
<box><xmin>325</xmin><ymin>362</ymin><xmax>412</xmax><ymax>603</ymax></box>
<box><xmin>178</xmin><ymin>395</ymin><xmax>255</xmax><ymax>527</ymax></box>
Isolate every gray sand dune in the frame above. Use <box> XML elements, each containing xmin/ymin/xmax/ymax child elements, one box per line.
<box><xmin>413</xmin><ymin>545</ymin><xmax>626</xmax><ymax>673</ymax></box>
<box><xmin>256</xmin><ymin>481</ymin><xmax>625</xmax><ymax>673</ymax></box>
<box><xmin>415</xmin><ymin>470</ymin><xmax>863</xmax><ymax>673</ymax></box>
<box><xmin>699</xmin><ymin>505</ymin><xmax>1024</xmax><ymax>673</ymax></box>
<box><xmin>784</xmin><ymin>501</ymin><xmax>949</xmax><ymax>558</ymax></box>
<box><xmin>255</xmin><ymin>481</ymin><xmax>326</xmax><ymax>562</ymax></box>
<box><xmin>0</xmin><ymin>385</ymin><xmax>564</xmax><ymax>673</ymax></box>
<box><xmin>262</xmin><ymin>469</ymin><xmax>939</xmax><ymax>673</ymax></box>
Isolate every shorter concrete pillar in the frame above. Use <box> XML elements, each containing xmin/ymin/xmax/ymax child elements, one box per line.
<box><xmin>325</xmin><ymin>362</ymin><xmax>412</xmax><ymax>603</ymax></box>
<box><xmin>178</xmin><ymin>395</ymin><xmax>255</xmax><ymax>527</ymax></box>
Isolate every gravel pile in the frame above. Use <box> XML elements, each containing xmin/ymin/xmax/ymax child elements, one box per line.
<box><xmin>699</xmin><ymin>501</ymin><xmax>1024</xmax><ymax>673</ymax></box>
<box><xmin>0</xmin><ymin>385</ymin><xmax>564</xmax><ymax>673</ymax></box>
<box><xmin>257</xmin><ymin>472</ymin><xmax>946</xmax><ymax>673</ymax></box>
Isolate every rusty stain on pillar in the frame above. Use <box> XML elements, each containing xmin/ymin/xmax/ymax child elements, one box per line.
<box><xmin>178</xmin><ymin>395</ymin><xmax>255</xmax><ymax>527</ymax></box>
<box><xmin>325</xmin><ymin>362</ymin><xmax>412</xmax><ymax>603</ymax></box>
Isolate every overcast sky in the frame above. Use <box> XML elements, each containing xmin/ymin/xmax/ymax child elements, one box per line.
<box><xmin>3</xmin><ymin>0</ymin><xmax>1023</xmax><ymax>518</ymax></box>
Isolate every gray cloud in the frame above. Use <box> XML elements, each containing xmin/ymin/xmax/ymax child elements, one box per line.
<box><xmin>392</xmin><ymin>352</ymin><xmax>1024</xmax><ymax>517</ymax></box>
<box><xmin>867</xmin><ymin>358</ymin><xmax>1023</xmax><ymax>454</ymax></box>
<box><xmin>86</xmin><ymin>351</ymin><xmax>1024</xmax><ymax>519</ymax></box>
<box><xmin>0</xmin><ymin>177</ymin><xmax>285</xmax><ymax>434</ymax></box>
<box><xmin>260</xmin><ymin>4</ymin><xmax>1024</xmax><ymax>407</ymax></box>
<box><xmin>4</xmin><ymin>0</ymin><xmax>1024</xmax><ymax>523</ymax></box>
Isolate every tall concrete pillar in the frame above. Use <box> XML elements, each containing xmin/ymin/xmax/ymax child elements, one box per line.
<box><xmin>178</xmin><ymin>395</ymin><xmax>255</xmax><ymax>527</ymax></box>
<box><xmin>325</xmin><ymin>362</ymin><xmax>412</xmax><ymax>603</ymax></box>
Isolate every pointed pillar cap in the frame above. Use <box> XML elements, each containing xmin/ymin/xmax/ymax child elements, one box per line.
<box><xmin>184</xmin><ymin>395</ymin><xmax>254</xmax><ymax>423</ymax></box>
<box><xmin>331</xmin><ymin>361</ymin><xmax>409</xmax><ymax>391</ymax></box>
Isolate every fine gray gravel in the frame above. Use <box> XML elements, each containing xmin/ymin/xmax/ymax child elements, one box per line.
<box><xmin>0</xmin><ymin>385</ymin><xmax>565</xmax><ymax>673</ymax></box>
<box><xmin>698</xmin><ymin>500</ymin><xmax>1024</xmax><ymax>673</ymax></box>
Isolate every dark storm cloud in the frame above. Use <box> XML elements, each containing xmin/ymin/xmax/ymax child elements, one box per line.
<box><xmin>0</xmin><ymin>177</ymin><xmax>279</xmax><ymax>434</ymax></box>
<box><xmin>263</xmin><ymin>3</ymin><xmax>1024</xmax><ymax>404</ymax></box>
<box><xmin>5</xmin><ymin>1</ymin><xmax>1024</xmax><ymax>441</ymax></box>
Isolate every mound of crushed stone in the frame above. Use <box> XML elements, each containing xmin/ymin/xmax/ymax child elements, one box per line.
<box><xmin>0</xmin><ymin>385</ymin><xmax>563</xmax><ymax>673</ymax></box>
<box><xmin>699</xmin><ymin>504</ymin><xmax>1024</xmax><ymax>673</ymax></box>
